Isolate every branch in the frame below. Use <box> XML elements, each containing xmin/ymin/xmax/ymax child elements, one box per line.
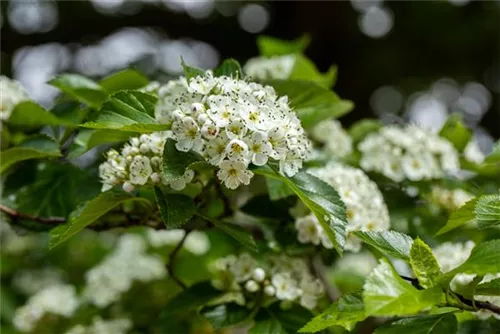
<box><xmin>166</xmin><ymin>230</ymin><xmax>190</xmax><ymax>289</ymax></box>
<box><xmin>400</xmin><ymin>275</ymin><xmax>500</xmax><ymax>316</ymax></box>
<box><xmin>310</xmin><ymin>254</ymin><xmax>338</xmax><ymax>302</ymax></box>
<box><xmin>0</xmin><ymin>204</ymin><xmax>66</xmax><ymax>224</ymax></box>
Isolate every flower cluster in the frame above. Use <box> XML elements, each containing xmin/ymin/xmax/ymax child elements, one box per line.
<box><xmin>83</xmin><ymin>234</ymin><xmax>167</xmax><ymax>308</ymax></box>
<box><xmin>0</xmin><ymin>75</ymin><xmax>30</xmax><ymax>120</ymax></box>
<box><xmin>358</xmin><ymin>125</ymin><xmax>460</xmax><ymax>182</ymax></box>
<box><xmin>212</xmin><ymin>253</ymin><xmax>324</xmax><ymax>310</ymax></box>
<box><xmin>429</xmin><ymin>186</ymin><xmax>474</xmax><ymax>211</ymax></box>
<box><xmin>243</xmin><ymin>55</ymin><xmax>296</xmax><ymax>80</ymax></box>
<box><xmin>310</xmin><ymin>119</ymin><xmax>353</xmax><ymax>159</ymax></box>
<box><xmin>146</xmin><ymin>228</ymin><xmax>211</xmax><ymax>255</ymax></box>
<box><xmin>13</xmin><ymin>268</ymin><xmax>63</xmax><ymax>295</ymax></box>
<box><xmin>65</xmin><ymin>317</ymin><xmax>132</xmax><ymax>334</ymax></box>
<box><xmin>295</xmin><ymin>163</ymin><xmax>390</xmax><ymax>252</ymax></box>
<box><xmin>99</xmin><ymin>132</ymin><xmax>194</xmax><ymax>192</ymax></box>
<box><xmin>13</xmin><ymin>284</ymin><xmax>79</xmax><ymax>332</ymax></box>
<box><xmin>433</xmin><ymin>241</ymin><xmax>500</xmax><ymax>320</ymax></box>
<box><xmin>464</xmin><ymin>139</ymin><xmax>485</xmax><ymax>164</ymax></box>
<box><xmin>154</xmin><ymin>73</ymin><xmax>311</xmax><ymax>189</ymax></box>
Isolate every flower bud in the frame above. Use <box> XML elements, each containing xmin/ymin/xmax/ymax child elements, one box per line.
<box><xmin>123</xmin><ymin>182</ymin><xmax>135</xmax><ymax>193</ymax></box>
<box><xmin>139</xmin><ymin>143</ymin><xmax>149</xmax><ymax>154</ymax></box>
<box><xmin>192</xmin><ymin>103</ymin><xmax>206</xmax><ymax>114</ymax></box>
<box><xmin>150</xmin><ymin>173</ymin><xmax>161</xmax><ymax>184</ymax></box>
<box><xmin>252</xmin><ymin>268</ymin><xmax>266</xmax><ymax>282</ymax></box>
<box><xmin>245</xmin><ymin>280</ymin><xmax>259</xmax><ymax>293</ymax></box>
<box><xmin>264</xmin><ymin>285</ymin><xmax>275</xmax><ymax>296</ymax></box>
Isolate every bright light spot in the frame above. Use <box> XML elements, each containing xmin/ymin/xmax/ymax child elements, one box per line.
<box><xmin>447</xmin><ymin>0</ymin><xmax>471</xmax><ymax>6</ymax></box>
<box><xmin>8</xmin><ymin>1</ymin><xmax>58</xmax><ymax>34</ymax></box>
<box><xmin>90</xmin><ymin>0</ymin><xmax>124</xmax><ymax>15</ymax></box>
<box><xmin>462</xmin><ymin>81</ymin><xmax>491</xmax><ymax>114</ymax></box>
<box><xmin>370</xmin><ymin>85</ymin><xmax>404</xmax><ymax>115</ymax></box>
<box><xmin>407</xmin><ymin>94</ymin><xmax>448</xmax><ymax>131</ymax></box>
<box><xmin>431</xmin><ymin>78</ymin><xmax>460</xmax><ymax>105</ymax></box>
<box><xmin>215</xmin><ymin>1</ymin><xmax>240</xmax><ymax>17</ymax></box>
<box><xmin>185</xmin><ymin>0</ymin><xmax>214</xmax><ymax>19</ymax></box>
<box><xmin>452</xmin><ymin>96</ymin><xmax>483</xmax><ymax>124</ymax></box>
<box><xmin>238</xmin><ymin>4</ymin><xmax>269</xmax><ymax>34</ymax></box>
<box><xmin>350</xmin><ymin>0</ymin><xmax>384</xmax><ymax>12</ymax></box>
<box><xmin>358</xmin><ymin>6</ymin><xmax>393</xmax><ymax>38</ymax></box>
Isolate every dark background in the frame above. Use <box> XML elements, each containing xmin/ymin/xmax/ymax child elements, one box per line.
<box><xmin>1</xmin><ymin>0</ymin><xmax>499</xmax><ymax>138</ymax></box>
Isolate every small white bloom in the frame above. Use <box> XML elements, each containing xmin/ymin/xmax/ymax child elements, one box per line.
<box><xmin>225</xmin><ymin>139</ymin><xmax>249</xmax><ymax>163</ymax></box>
<box><xmin>252</xmin><ymin>268</ymin><xmax>266</xmax><ymax>282</ymax></box>
<box><xmin>217</xmin><ymin>160</ymin><xmax>254</xmax><ymax>190</ymax></box>
<box><xmin>123</xmin><ymin>182</ymin><xmax>135</xmax><ymax>193</ymax></box>
<box><xmin>230</xmin><ymin>253</ymin><xmax>257</xmax><ymax>282</ymax></box>
<box><xmin>272</xmin><ymin>273</ymin><xmax>300</xmax><ymax>301</ymax></box>
<box><xmin>245</xmin><ymin>280</ymin><xmax>260</xmax><ymax>292</ymax></box>
<box><xmin>129</xmin><ymin>156</ymin><xmax>153</xmax><ymax>185</ymax></box>
<box><xmin>0</xmin><ymin>76</ymin><xmax>30</xmax><ymax>120</ymax></box>
<box><xmin>205</xmin><ymin>134</ymin><xmax>229</xmax><ymax>166</ymax></box>
<box><xmin>173</xmin><ymin>117</ymin><xmax>203</xmax><ymax>152</ymax></box>
<box><xmin>264</xmin><ymin>285</ymin><xmax>276</xmax><ymax>296</ymax></box>
<box><xmin>245</xmin><ymin>131</ymin><xmax>272</xmax><ymax>166</ymax></box>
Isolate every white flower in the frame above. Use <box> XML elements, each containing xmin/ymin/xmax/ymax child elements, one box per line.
<box><xmin>245</xmin><ymin>280</ymin><xmax>260</xmax><ymax>292</ymax></box>
<box><xmin>358</xmin><ymin>125</ymin><xmax>459</xmax><ymax>182</ymax></box>
<box><xmin>13</xmin><ymin>284</ymin><xmax>79</xmax><ymax>332</ymax></box>
<box><xmin>295</xmin><ymin>215</ymin><xmax>322</xmax><ymax>246</ymax></box>
<box><xmin>13</xmin><ymin>268</ymin><xmax>63</xmax><ymax>295</ymax></box>
<box><xmin>129</xmin><ymin>156</ymin><xmax>153</xmax><ymax>185</ymax></box>
<box><xmin>1</xmin><ymin>76</ymin><xmax>30</xmax><ymax>120</ymax></box>
<box><xmin>272</xmin><ymin>273</ymin><xmax>300</xmax><ymax>301</ymax></box>
<box><xmin>230</xmin><ymin>253</ymin><xmax>257</xmax><ymax>282</ymax></box>
<box><xmin>65</xmin><ymin>317</ymin><xmax>132</xmax><ymax>334</ymax></box>
<box><xmin>311</xmin><ymin>119</ymin><xmax>353</xmax><ymax>159</ymax></box>
<box><xmin>299</xmin><ymin>278</ymin><xmax>323</xmax><ymax>310</ymax></box>
<box><xmin>264</xmin><ymin>285</ymin><xmax>276</xmax><ymax>296</ymax></box>
<box><xmin>464</xmin><ymin>139</ymin><xmax>485</xmax><ymax>164</ymax></box>
<box><xmin>244</xmin><ymin>55</ymin><xmax>296</xmax><ymax>80</ymax></box>
<box><xmin>217</xmin><ymin>161</ymin><xmax>253</xmax><ymax>190</ymax></box>
<box><xmin>252</xmin><ymin>268</ymin><xmax>266</xmax><ymax>282</ymax></box>
<box><xmin>154</xmin><ymin>74</ymin><xmax>311</xmax><ymax>190</ymax></box>
<box><xmin>430</xmin><ymin>186</ymin><xmax>474</xmax><ymax>211</ymax></box>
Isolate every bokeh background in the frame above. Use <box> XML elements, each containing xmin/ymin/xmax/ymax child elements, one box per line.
<box><xmin>1</xmin><ymin>0</ymin><xmax>499</xmax><ymax>146</ymax></box>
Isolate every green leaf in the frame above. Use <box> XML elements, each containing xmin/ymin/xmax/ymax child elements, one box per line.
<box><xmin>363</xmin><ymin>259</ymin><xmax>442</xmax><ymax>316</ymax></box>
<box><xmin>354</xmin><ymin>230</ymin><xmax>414</xmax><ymax>260</ymax></box>
<box><xmin>443</xmin><ymin>240</ymin><xmax>500</xmax><ymax>281</ymax></box>
<box><xmin>214</xmin><ymin>59</ymin><xmax>244</xmax><ymax>78</ymax></box>
<box><xmin>14</xmin><ymin>163</ymin><xmax>100</xmax><ymax>218</ymax></box>
<box><xmin>439</xmin><ymin>114</ymin><xmax>472</xmax><ymax>152</ymax></box>
<box><xmin>269</xmin><ymin>303</ymin><xmax>313</xmax><ymax>333</ymax></box>
<box><xmin>436</xmin><ymin>198</ymin><xmax>478</xmax><ymax>235</ymax></box>
<box><xmin>299</xmin><ymin>292</ymin><xmax>366</xmax><ymax>332</ymax></box>
<box><xmin>254</xmin><ymin>166</ymin><xmax>347</xmax><ymax>255</ymax></box>
<box><xmin>154</xmin><ymin>187</ymin><xmax>196</xmax><ymax>229</ymax></box>
<box><xmin>82</xmin><ymin>90</ymin><xmax>169</xmax><ymax>132</ymax></box>
<box><xmin>99</xmin><ymin>69</ymin><xmax>149</xmax><ymax>93</ymax></box>
<box><xmin>476</xmin><ymin>278</ymin><xmax>500</xmax><ymax>296</ymax></box>
<box><xmin>67</xmin><ymin>129</ymin><xmax>134</xmax><ymax>158</ymax></box>
<box><xmin>181</xmin><ymin>58</ymin><xmax>205</xmax><ymax>80</ymax></box>
<box><xmin>207</xmin><ymin>216</ymin><xmax>258</xmax><ymax>252</ymax></box>
<box><xmin>250</xmin><ymin>311</ymin><xmax>285</xmax><ymax>334</ymax></box>
<box><xmin>162</xmin><ymin>139</ymin><xmax>203</xmax><ymax>182</ymax></box>
<box><xmin>8</xmin><ymin>101</ymin><xmax>76</xmax><ymax>127</ymax></box>
<box><xmin>475</xmin><ymin>194</ymin><xmax>500</xmax><ymax>229</ymax></box>
<box><xmin>266</xmin><ymin>177</ymin><xmax>295</xmax><ymax>200</ymax></box>
<box><xmin>162</xmin><ymin>281</ymin><xmax>222</xmax><ymax>317</ymax></box>
<box><xmin>410</xmin><ymin>238</ymin><xmax>442</xmax><ymax>288</ymax></box>
<box><xmin>49</xmin><ymin>74</ymin><xmax>108</xmax><ymax>108</ymax></box>
<box><xmin>289</xmin><ymin>54</ymin><xmax>337</xmax><ymax>88</ymax></box>
<box><xmin>374</xmin><ymin>313</ymin><xmax>458</xmax><ymax>334</ymax></box>
<box><xmin>348</xmin><ymin>119</ymin><xmax>382</xmax><ymax>145</ymax></box>
<box><xmin>268</xmin><ymin>80</ymin><xmax>354</xmax><ymax>129</ymax></box>
<box><xmin>200</xmin><ymin>303</ymin><xmax>251</xmax><ymax>330</ymax></box>
<box><xmin>257</xmin><ymin>35</ymin><xmax>311</xmax><ymax>57</ymax></box>
<box><xmin>49</xmin><ymin>191</ymin><xmax>151</xmax><ymax>248</ymax></box>
<box><xmin>0</xmin><ymin>136</ymin><xmax>61</xmax><ymax>174</ymax></box>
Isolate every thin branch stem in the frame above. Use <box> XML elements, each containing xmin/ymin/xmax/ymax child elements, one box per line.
<box><xmin>400</xmin><ymin>275</ymin><xmax>500</xmax><ymax>315</ymax></box>
<box><xmin>167</xmin><ymin>231</ymin><xmax>190</xmax><ymax>289</ymax></box>
<box><xmin>310</xmin><ymin>254</ymin><xmax>338</xmax><ymax>302</ymax></box>
<box><xmin>0</xmin><ymin>204</ymin><xmax>66</xmax><ymax>224</ymax></box>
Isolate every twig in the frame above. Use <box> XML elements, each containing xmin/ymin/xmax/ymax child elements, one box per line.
<box><xmin>0</xmin><ymin>204</ymin><xmax>66</xmax><ymax>224</ymax></box>
<box><xmin>310</xmin><ymin>254</ymin><xmax>338</xmax><ymax>301</ymax></box>
<box><xmin>400</xmin><ymin>275</ymin><xmax>500</xmax><ymax>315</ymax></box>
<box><xmin>166</xmin><ymin>231</ymin><xmax>190</xmax><ymax>289</ymax></box>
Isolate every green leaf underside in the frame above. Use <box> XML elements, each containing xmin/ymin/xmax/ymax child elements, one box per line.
<box><xmin>436</xmin><ymin>197</ymin><xmax>478</xmax><ymax>235</ymax></box>
<box><xmin>439</xmin><ymin>114</ymin><xmax>472</xmax><ymax>152</ymax></box>
<box><xmin>475</xmin><ymin>278</ymin><xmax>500</xmax><ymax>296</ymax></box>
<box><xmin>162</xmin><ymin>139</ymin><xmax>203</xmax><ymax>182</ymax></box>
<box><xmin>374</xmin><ymin>313</ymin><xmax>458</xmax><ymax>334</ymax></box>
<box><xmin>67</xmin><ymin>129</ymin><xmax>135</xmax><ymax>158</ymax></box>
<box><xmin>410</xmin><ymin>238</ymin><xmax>442</xmax><ymax>288</ymax></box>
<box><xmin>201</xmin><ymin>303</ymin><xmax>251</xmax><ymax>330</ymax></box>
<box><xmin>154</xmin><ymin>187</ymin><xmax>196</xmax><ymax>229</ymax></box>
<box><xmin>0</xmin><ymin>136</ymin><xmax>61</xmax><ymax>174</ymax></box>
<box><xmin>250</xmin><ymin>311</ymin><xmax>285</xmax><ymax>334</ymax></box>
<box><xmin>49</xmin><ymin>74</ymin><xmax>107</xmax><ymax>108</ymax></box>
<box><xmin>475</xmin><ymin>194</ymin><xmax>500</xmax><ymax>229</ymax></box>
<box><xmin>354</xmin><ymin>230</ymin><xmax>414</xmax><ymax>260</ymax></box>
<box><xmin>348</xmin><ymin>119</ymin><xmax>383</xmax><ymax>144</ymax></box>
<box><xmin>49</xmin><ymin>191</ymin><xmax>151</xmax><ymax>248</ymax></box>
<box><xmin>289</xmin><ymin>54</ymin><xmax>337</xmax><ymax>88</ymax></box>
<box><xmin>257</xmin><ymin>34</ymin><xmax>311</xmax><ymax>57</ymax></box>
<box><xmin>8</xmin><ymin>101</ymin><xmax>76</xmax><ymax>127</ymax></box>
<box><xmin>214</xmin><ymin>59</ymin><xmax>244</xmax><ymax>79</ymax></box>
<box><xmin>268</xmin><ymin>80</ymin><xmax>354</xmax><ymax>129</ymax></box>
<box><xmin>269</xmin><ymin>303</ymin><xmax>313</xmax><ymax>333</ymax></box>
<box><xmin>266</xmin><ymin>177</ymin><xmax>295</xmax><ymax>200</ymax></box>
<box><xmin>207</xmin><ymin>216</ymin><xmax>258</xmax><ymax>252</ymax></box>
<box><xmin>299</xmin><ymin>292</ymin><xmax>366</xmax><ymax>332</ymax></box>
<box><xmin>181</xmin><ymin>58</ymin><xmax>206</xmax><ymax>80</ymax></box>
<box><xmin>99</xmin><ymin>69</ymin><xmax>149</xmax><ymax>93</ymax></box>
<box><xmin>254</xmin><ymin>166</ymin><xmax>347</xmax><ymax>255</ymax></box>
<box><xmin>81</xmin><ymin>91</ymin><xmax>167</xmax><ymax>133</ymax></box>
<box><xmin>443</xmin><ymin>240</ymin><xmax>500</xmax><ymax>282</ymax></box>
<box><xmin>363</xmin><ymin>259</ymin><xmax>442</xmax><ymax>316</ymax></box>
<box><xmin>161</xmin><ymin>281</ymin><xmax>222</xmax><ymax>317</ymax></box>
